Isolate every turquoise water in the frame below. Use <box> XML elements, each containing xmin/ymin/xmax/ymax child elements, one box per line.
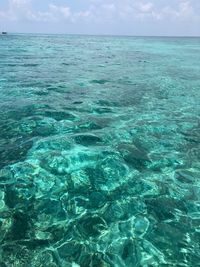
<box><xmin>0</xmin><ymin>34</ymin><xmax>200</xmax><ymax>267</ymax></box>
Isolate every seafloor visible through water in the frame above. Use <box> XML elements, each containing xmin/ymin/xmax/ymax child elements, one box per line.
<box><xmin>0</xmin><ymin>34</ymin><xmax>200</xmax><ymax>267</ymax></box>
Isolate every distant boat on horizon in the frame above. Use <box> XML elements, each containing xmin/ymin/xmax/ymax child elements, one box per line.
<box><xmin>2</xmin><ymin>32</ymin><xmax>7</xmax><ymax>35</ymax></box>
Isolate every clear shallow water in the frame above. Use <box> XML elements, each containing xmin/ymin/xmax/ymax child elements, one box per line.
<box><xmin>0</xmin><ymin>34</ymin><xmax>200</xmax><ymax>267</ymax></box>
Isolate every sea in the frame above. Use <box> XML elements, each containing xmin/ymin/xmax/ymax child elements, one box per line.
<box><xmin>0</xmin><ymin>34</ymin><xmax>200</xmax><ymax>267</ymax></box>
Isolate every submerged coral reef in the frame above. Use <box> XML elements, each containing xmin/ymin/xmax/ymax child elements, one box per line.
<box><xmin>0</xmin><ymin>35</ymin><xmax>200</xmax><ymax>266</ymax></box>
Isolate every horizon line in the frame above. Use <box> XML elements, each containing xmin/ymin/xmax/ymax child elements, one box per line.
<box><xmin>3</xmin><ymin>32</ymin><xmax>200</xmax><ymax>38</ymax></box>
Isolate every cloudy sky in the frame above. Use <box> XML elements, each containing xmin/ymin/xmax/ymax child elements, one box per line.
<box><xmin>0</xmin><ymin>0</ymin><xmax>200</xmax><ymax>35</ymax></box>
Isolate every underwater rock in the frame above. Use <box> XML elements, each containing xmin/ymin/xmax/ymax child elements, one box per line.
<box><xmin>20</xmin><ymin>116</ymin><xmax>58</xmax><ymax>137</ymax></box>
<box><xmin>0</xmin><ymin>138</ymin><xmax>33</xmax><ymax>168</ymax></box>
<box><xmin>116</xmin><ymin>197</ymin><xmax>147</xmax><ymax>220</ymax></box>
<box><xmin>134</xmin><ymin>216</ymin><xmax>149</xmax><ymax>237</ymax></box>
<box><xmin>90</xmin><ymin>79</ymin><xmax>109</xmax><ymax>85</ymax></box>
<box><xmin>36</xmin><ymin>198</ymin><xmax>65</xmax><ymax>219</ymax></box>
<box><xmin>31</xmin><ymin>120</ymin><xmax>57</xmax><ymax>137</ymax></box>
<box><xmin>88</xmin><ymin>191</ymin><xmax>107</xmax><ymax>208</ymax></box>
<box><xmin>74</xmin><ymin>134</ymin><xmax>102</xmax><ymax>146</ymax></box>
<box><xmin>0</xmin><ymin>215</ymin><xmax>12</xmax><ymax>243</ymax></box>
<box><xmin>1</xmin><ymin>244</ymin><xmax>32</xmax><ymax>267</ymax></box>
<box><xmin>91</xmin><ymin>117</ymin><xmax>113</xmax><ymax>129</ymax></box>
<box><xmin>9</xmin><ymin>210</ymin><xmax>30</xmax><ymax>240</ymax></box>
<box><xmin>34</xmin><ymin>89</ymin><xmax>49</xmax><ymax>96</ymax></box>
<box><xmin>124</xmin><ymin>177</ymin><xmax>154</xmax><ymax>196</ymax></box>
<box><xmin>104</xmin><ymin>252</ymin><xmax>126</xmax><ymax>267</ymax></box>
<box><xmin>33</xmin><ymin>167</ymin><xmax>58</xmax><ymax>196</ymax></box>
<box><xmin>34</xmin><ymin>211</ymin><xmax>67</xmax><ymax>243</ymax></box>
<box><xmin>77</xmin><ymin>214</ymin><xmax>108</xmax><ymax>238</ymax></box>
<box><xmin>4</xmin><ymin>185</ymin><xmax>19</xmax><ymax>209</ymax></box>
<box><xmin>66</xmin><ymin>196</ymin><xmax>88</xmax><ymax>216</ymax></box>
<box><xmin>149</xmin><ymin>221</ymin><xmax>187</xmax><ymax>251</ymax></box>
<box><xmin>39</xmin><ymin>151</ymin><xmax>69</xmax><ymax>175</ymax></box>
<box><xmin>175</xmin><ymin>169</ymin><xmax>197</xmax><ymax>184</ymax></box>
<box><xmin>11</xmin><ymin>161</ymin><xmax>37</xmax><ymax>179</ymax></box>
<box><xmin>35</xmin><ymin>230</ymin><xmax>52</xmax><ymax>241</ymax></box>
<box><xmin>142</xmin><ymin>239</ymin><xmax>166</xmax><ymax>266</ymax></box>
<box><xmin>0</xmin><ymin>191</ymin><xmax>6</xmax><ymax>212</ymax></box>
<box><xmin>43</xmin><ymin>223</ymin><xmax>66</xmax><ymax>243</ymax></box>
<box><xmin>34</xmin><ymin>141</ymin><xmax>100</xmax><ymax>176</ymax></box>
<box><xmin>118</xmin><ymin>143</ymin><xmax>150</xmax><ymax>170</ymax></box>
<box><xmin>181</xmin><ymin>128</ymin><xmax>200</xmax><ymax>144</ymax></box>
<box><xmin>4</xmin><ymin>177</ymin><xmax>35</xmax><ymax>209</ymax></box>
<box><xmin>0</xmin><ymin>168</ymin><xmax>15</xmax><ymax>186</ymax></box>
<box><xmin>118</xmin><ymin>215</ymin><xmax>150</xmax><ymax>238</ymax></box>
<box><xmin>73</xmin><ymin>101</ymin><xmax>83</xmax><ymax>105</ymax></box>
<box><xmin>88</xmin><ymin>155</ymin><xmax>128</xmax><ymax>191</ymax></box>
<box><xmin>70</xmin><ymin>169</ymin><xmax>91</xmax><ymax>192</ymax></box>
<box><xmin>148</xmin><ymin>156</ymin><xmax>181</xmax><ymax>172</ymax></box>
<box><xmin>121</xmin><ymin>238</ymin><xmax>141</xmax><ymax>266</ymax></box>
<box><xmin>96</xmin><ymin>99</ymin><xmax>113</xmax><ymax>106</ymax></box>
<box><xmin>5</xmin><ymin>165</ymin><xmax>35</xmax><ymax>209</ymax></box>
<box><xmin>56</xmin><ymin>120</ymin><xmax>76</xmax><ymax>134</ymax></box>
<box><xmin>107</xmin><ymin>238</ymin><xmax>141</xmax><ymax>266</ymax></box>
<box><xmin>145</xmin><ymin>197</ymin><xmax>187</xmax><ymax>221</ymax></box>
<box><xmin>76</xmin><ymin>121</ymin><xmax>102</xmax><ymax>131</ymax></box>
<box><xmin>32</xmin><ymin>136</ymin><xmax>72</xmax><ymax>151</ymax></box>
<box><xmin>57</xmin><ymin>241</ymin><xmax>84</xmax><ymax>261</ymax></box>
<box><xmin>44</xmin><ymin>110</ymin><xmax>77</xmax><ymax>121</ymax></box>
<box><xmin>103</xmin><ymin>203</ymin><xmax>125</xmax><ymax>223</ymax></box>
<box><xmin>79</xmin><ymin>252</ymin><xmax>111</xmax><ymax>267</ymax></box>
<box><xmin>66</xmin><ymin>149</ymin><xmax>100</xmax><ymax>173</ymax></box>
<box><xmin>28</xmin><ymin>250</ymin><xmax>58</xmax><ymax>267</ymax></box>
<box><xmin>0</xmin><ymin>119</ymin><xmax>23</xmax><ymax>140</ymax></box>
<box><xmin>118</xmin><ymin>218</ymin><xmax>135</xmax><ymax>238</ymax></box>
<box><xmin>93</xmin><ymin>107</ymin><xmax>113</xmax><ymax>114</ymax></box>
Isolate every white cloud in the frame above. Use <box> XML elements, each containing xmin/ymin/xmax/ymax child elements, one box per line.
<box><xmin>177</xmin><ymin>1</ymin><xmax>194</xmax><ymax>19</ymax></box>
<box><xmin>9</xmin><ymin>0</ymin><xmax>30</xmax><ymax>6</ymax></box>
<box><xmin>0</xmin><ymin>0</ymin><xmax>32</xmax><ymax>21</ymax></box>
<box><xmin>49</xmin><ymin>4</ymin><xmax>71</xmax><ymax>19</ymax></box>
<box><xmin>85</xmin><ymin>0</ymin><xmax>194</xmax><ymax>22</ymax></box>
<box><xmin>154</xmin><ymin>0</ymin><xmax>198</xmax><ymax>21</ymax></box>
<box><xmin>0</xmin><ymin>0</ymin><xmax>199</xmax><ymax>25</ymax></box>
<box><xmin>139</xmin><ymin>2</ymin><xmax>154</xmax><ymax>13</ymax></box>
<box><xmin>0</xmin><ymin>1</ymin><xmax>72</xmax><ymax>22</ymax></box>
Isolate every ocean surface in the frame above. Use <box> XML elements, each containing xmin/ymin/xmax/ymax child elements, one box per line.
<box><xmin>0</xmin><ymin>34</ymin><xmax>200</xmax><ymax>267</ymax></box>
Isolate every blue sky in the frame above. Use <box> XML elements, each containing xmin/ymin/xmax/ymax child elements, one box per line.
<box><xmin>0</xmin><ymin>0</ymin><xmax>200</xmax><ymax>35</ymax></box>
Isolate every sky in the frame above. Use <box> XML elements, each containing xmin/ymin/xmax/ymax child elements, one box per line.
<box><xmin>0</xmin><ymin>0</ymin><xmax>200</xmax><ymax>36</ymax></box>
